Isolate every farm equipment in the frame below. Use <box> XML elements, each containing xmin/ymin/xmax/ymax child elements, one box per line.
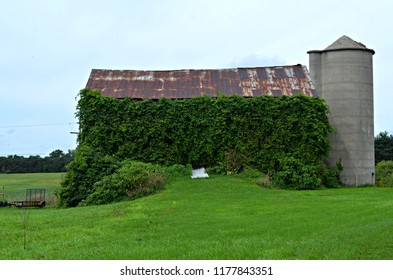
<box><xmin>11</xmin><ymin>188</ymin><xmax>46</xmax><ymax>208</ymax></box>
<box><xmin>0</xmin><ymin>186</ymin><xmax>7</xmax><ymax>207</ymax></box>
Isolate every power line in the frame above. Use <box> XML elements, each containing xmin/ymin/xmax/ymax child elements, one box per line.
<box><xmin>0</xmin><ymin>122</ymin><xmax>78</xmax><ymax>129</ymax></box>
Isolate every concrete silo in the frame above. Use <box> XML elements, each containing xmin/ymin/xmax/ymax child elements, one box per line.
<box><xmin>308</xmin><ymin>35</ymin><xmax>375</xmax><ymax>186</ymax></box>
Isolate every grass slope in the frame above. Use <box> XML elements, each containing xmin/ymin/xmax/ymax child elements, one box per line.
<box><xmin>1</xmin><ymin>174</ymin><xmax>393</xmax><ymax>260</ymax></box>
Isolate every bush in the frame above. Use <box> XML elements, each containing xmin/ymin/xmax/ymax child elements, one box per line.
<box><xmin>375</xmin><ymin>161</ymin><xmax>393</xmax><ymax>187</ymax></box>
<box><xmin>57</xmin><ymin>147</ymin><xmax>192</xmax><ymax>206</ymax></box>
<box><xmin>273</xmin><ymin>156</ymin><xmax>322</xmax><ymax>190</ymax></box>
<box><xmin>320</xmin><ymin>160</ymin><xmax>343</xmax><ymax>188</ymax></box>
<box><xmin>56</xmin><ymin>144</ymin><xmax>120</xmax><ymax>207</ymax></box>
<box><xmin>206</xmin><ymin>163</ymin><xmax>226</xmax><ymax>175</ymax></box>
<box><xmin>162</xmin><ymin>164</ymin><xmax>192</xmax><ymax>178</ymax></box>
<box><xmin>84</xmin><ymin>160</ymin><xmax>166</xmax><ymax>205</ymax></box>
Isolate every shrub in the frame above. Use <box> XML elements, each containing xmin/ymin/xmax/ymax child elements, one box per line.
<box><xmin>320</xmin><ymin>160</ymin><xmax>343</xmax><ymax>188</ymax></box>
<box><xmin>206</xmin><ymin>163</ymin><xmax>226</xmax><ymax>175</ymax></box>
<box><xmin>273</xmin><ymin>156</ymin><xmax>322</xmax><ymax>190</ymax></box>
<box><xmin>375</xmin><ymin>161</ymin><xmax>393</xmax><ymax>187</ymax></box>
<box><xmin>57</xmin><ymin>146</ymin><xmax>192</xmax><ymax>206</ymax></box>
<box><xmin>162</xmin><ymin>164</ymin><xmax>192</xmax><ymax>178</ymax></box>
<box><xmin>56</xmin><ymin>144</ymin><xmax>120</xmax><ymax>207</ymax></box>
<box><xmin>84</xmin><ymin>160</ymin><xmax>166</xmax><ymax>205</ymax></box>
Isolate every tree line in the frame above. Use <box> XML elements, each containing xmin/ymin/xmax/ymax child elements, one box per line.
<box><xmin>0</xmin><ymin>149</ymin><xmax>74</xmax><ymax>173</ymax></box>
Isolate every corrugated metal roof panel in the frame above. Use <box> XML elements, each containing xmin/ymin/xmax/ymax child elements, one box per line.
<box><xmin>86</xmin><ymin>65</ymin><xmax>316</xmax><ymax>99</ymax></box>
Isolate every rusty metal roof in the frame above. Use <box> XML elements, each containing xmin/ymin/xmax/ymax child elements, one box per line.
<box><xmin>86</xmin><ymin>64</ymin><xmax>316</xmax><ymax>99</ymax></box>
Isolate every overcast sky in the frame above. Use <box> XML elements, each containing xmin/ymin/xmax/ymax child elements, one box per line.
<box><xmin>1</xmin><ymin>0</ymin><xmax>392</xmax><ymax>156</ymax></box>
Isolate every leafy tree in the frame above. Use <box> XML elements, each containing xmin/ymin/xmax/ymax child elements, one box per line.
<box><xmin>49</xmin><ymin>149</ymin><xmax>65</xmax><ymax>158</ymax></box>
<box><xmin>375</xmin><ymin>131</ymin><xmax>393</xmax><ymax>164</ymax></box>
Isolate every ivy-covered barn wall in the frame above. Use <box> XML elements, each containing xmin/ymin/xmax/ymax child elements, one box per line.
<box><xmin>58</xmin><ymin>88</ymin><xmax>334</xmax><ymax>206</ymax></box>
<box><xmin>77</xmin><ymin>88</ymin><xmax>332</xmax><ymax>168</ymax></box>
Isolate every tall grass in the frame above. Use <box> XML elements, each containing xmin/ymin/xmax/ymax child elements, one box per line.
<box><xmin>1</xmin><ymin>173</ymin><xmax>393</xmax><ymax>259</ymax></box>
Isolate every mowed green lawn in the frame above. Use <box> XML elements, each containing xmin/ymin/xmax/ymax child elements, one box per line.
<box><xmin>1</xmin><ymin>173</ymin><xmax>393</xmax><ymax>260</ymax></box>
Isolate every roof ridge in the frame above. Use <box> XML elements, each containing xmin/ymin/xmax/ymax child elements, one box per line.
<box><xmin>92</xmin><ymin>64</ymin><xmax>306</xmax><ymax>73</ymax></box>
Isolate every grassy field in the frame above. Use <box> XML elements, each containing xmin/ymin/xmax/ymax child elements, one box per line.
<box><xmin>0</xmin><ymin>173</ymin><xmax>62</xmax><ymax>204</ymax></box>
<box><xmin>1</xmin><ymin>173</ymin><xmax>393</xmax><ymax>260</ymax></box>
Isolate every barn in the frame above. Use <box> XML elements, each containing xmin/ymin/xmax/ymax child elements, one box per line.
<box><xmin>85</xmin><ymin>35</ymin><xmax>375</xmax><ymax>186</ymax></box>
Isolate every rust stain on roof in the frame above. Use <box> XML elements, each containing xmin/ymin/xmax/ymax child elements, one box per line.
<box><xmin>86</xmin><ymin>65</ymin><xmax>316</xmax><ymax>99</ymax></box>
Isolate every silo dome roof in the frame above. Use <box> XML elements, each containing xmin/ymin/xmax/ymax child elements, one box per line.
<box><xmin>324</xmin><ymin>35</ymin><xmax>375</xmax><ymax>54</ymax></box>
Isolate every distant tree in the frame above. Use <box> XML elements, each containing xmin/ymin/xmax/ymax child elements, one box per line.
<box><xmin>44</xmin><ymin>149</ymin><xmax>74</xmax><ymax>172</ymax></box>
<box><xmin>49</xmin><ymin>149</ymin><xmax>65</xmax><ymax>158</ymax></box>
<box><xmin>0</xmin><ymin>149</ymin><xmax>75</xmax><ymax>173</ymax></box>
<box><xmin>375</xmin><ymin>131</ymin><xmax>393</xmax><ymax>164</ymax></box>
